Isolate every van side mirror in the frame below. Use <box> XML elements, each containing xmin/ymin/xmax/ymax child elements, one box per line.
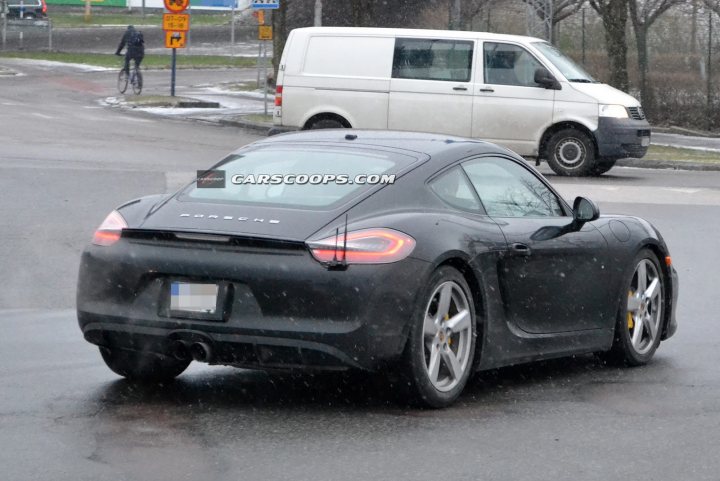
<box><xmin>534</xmin><ymin>67</ymin><xmax>561</xmax><ymax>90</ymax></box>
<box><xmin>573</xmin><ymin>196</ymin><xmax>600</xmax><ymax>223</ymax></box>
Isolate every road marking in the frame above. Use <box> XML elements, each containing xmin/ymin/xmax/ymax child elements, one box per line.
<box><xmin>31</xmin><ymin>113</ymin><xmax>54</xmax><ymax>119</ymax></box>
<box><xmin>553</xmin><ymin>183</ymin><xmax>720</xmax><ymax>206</ymax></box>
<box><xmin>116</xmin><ymin>116</ymin><xmax>153</xmax><ymax>123</ymax></box>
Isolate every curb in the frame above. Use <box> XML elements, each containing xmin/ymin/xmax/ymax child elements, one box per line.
<box><xmin>653</xmin><ymin>126</ymin><xmax>720</xmax><ymax>139</ymax></box>
<box><xmin>217</xmin><ymin>117</ymin><xmax>272</xmax><ymax>134</ymax></box>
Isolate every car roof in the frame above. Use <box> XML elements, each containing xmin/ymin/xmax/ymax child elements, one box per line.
<box><xmin>292</xmin><ymin>27</ymin><xmax>545</xmax><ymax>45</ymax></box>
<box><xmin>254</xmin><ymin>129</ymin><xmax>513</xmax><ymax>159</ymax></box>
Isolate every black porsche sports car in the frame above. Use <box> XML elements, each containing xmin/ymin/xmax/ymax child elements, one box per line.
<box><xmin>77</xmin><ymin>130</ymin><xmax>678</xmax><ymax>408</ymax></box>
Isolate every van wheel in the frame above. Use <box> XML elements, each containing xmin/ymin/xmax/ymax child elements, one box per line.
<box><xmin>307</xmin><ymin>118</ymin><xmax>346</xmax><ymax>130</ymax></box>
<box><xmin>546</xmin><ymin>128</ymin><xmax>596</xmax><ymax>177</ymax></box>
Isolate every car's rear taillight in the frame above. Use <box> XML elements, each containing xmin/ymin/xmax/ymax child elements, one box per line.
<box><xmin>274</xmin><ymin>85</ymin><xmax>283</xmax><ymax>107</ymax></box>
<box><xmin>41</xmin><ymin>0</ymin><xmax>47</xmax><ymax>13</ymax></box>
<box><xmin>92</xmin><ymin>210</ymin><xmax>127</xmax><ymax>246</ymax></box>
<box><xmin>308</xmin><ymin>228</ymin><xmax>416</xmax><ymax>265</ymax></box>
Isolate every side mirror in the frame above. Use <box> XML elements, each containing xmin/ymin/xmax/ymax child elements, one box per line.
<box><xmin>534</xmin><ymin>67</ymin><xmax>561</xmax><ymax>90</ymax></box>
<box><xmin>573</xmin><ymin>196</ymin><xmax>600</xmax><ymax>223</ymax></box>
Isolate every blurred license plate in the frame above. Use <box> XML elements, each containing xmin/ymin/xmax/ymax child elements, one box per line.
<box><xmin>170</xmin><ymin>282</ymin><xmax>218</xmax><ymax>314</ymax></box>
<box><xmin>641</xmin><ymin>136</ymin><xmax>650</xmax><ymax>147</ymax></box>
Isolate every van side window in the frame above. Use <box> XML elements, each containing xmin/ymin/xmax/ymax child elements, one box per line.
<box><xmin>483</xmin><ymin>42</ymin><xmax>544</xmax><ymax>87</ymax></box>
<box><xmin>392</xmin><ymin>38</ymin><xmax>473</xmax><ymax>82</ymax></box>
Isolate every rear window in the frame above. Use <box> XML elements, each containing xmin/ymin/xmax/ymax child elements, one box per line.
<box><xmin>181</xmin><ymin>146</ymin><xmax>415</xmax><ymax>209</ymax></box>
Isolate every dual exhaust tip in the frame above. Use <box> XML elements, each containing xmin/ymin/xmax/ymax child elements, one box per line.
<box><xmin>171</xmin><ymin>340</ymin><xmax>212</xmax><ymax>362</ymax></box>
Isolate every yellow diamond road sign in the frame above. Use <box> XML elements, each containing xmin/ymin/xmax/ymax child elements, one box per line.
<box><xmin>163</xmin><ymin>13</ymin><xmax>190</xmax><ymax>32</ymax></box>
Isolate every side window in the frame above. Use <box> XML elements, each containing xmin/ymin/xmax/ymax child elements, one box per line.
<box><xmin>483</xmin><ymin>42</ymin><xmax>544</xmax><ymax>87</ymax></box>
<box><xmin>429</xmin><ymin>167</ymin><xmax>482</xmax><ymax>212</ymax></box>
<box><xmin>462</xmin><ymin>157</ymin><xmax>565</xmax><ymax>217</ymax></box>
<box><xmin>393</xmin><ymin>38</ymin><xmax>473</xmax><ymax>82</ymax></box>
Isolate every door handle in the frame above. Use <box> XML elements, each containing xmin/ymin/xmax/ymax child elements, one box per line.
<box><xmin>453</xmin><ymin>86</ymin><xmax>468</xmax><ymax>91</ymax></box>
<box><xmin>510</xmin><ymin>243</ymin><xmax>532</xmax><ymax>256</ymax></box>
<box><xmin>479</xmin><ymin>88</ymin><xmax>495</xmax><ymax>93</ymax></box>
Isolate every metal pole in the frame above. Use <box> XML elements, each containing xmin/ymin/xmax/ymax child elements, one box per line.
<box><xmin>186</xmin><ymin>7</ymin><xmax>191</xmax><ymax>54</ymax></box>
<box><xmin>48</xmin><ymin>18</ymin><xmax>52</xmax><ymax>51</ymax></box>
<box><xmin>581</xmin><ymin>7</ymin><xmax>586</xmax><ymax>65</ymax></box>
<box><xmin>314</xmin><ymin>0</ymin><xmax>322</xmax><ymax>26</ymax></box>
<box><xmin>230</xmin><ymin>1</ymin><xmax>235</xmax><ymax>48</ymax></box>
<box><xmin>141</xmin><ymin>0</ymin><xmax>145</xmax><ymax>18</ymax></box>
<box><xmin>1</xmin><ymin>1</ymin><xmax>7</xmax><ymax>51</ymax></box>
<box><xmin>263</xmin><ymin>40</ymin><xmax>268</xmax><ymax>116</ymax></box>
<box><xmin>171</xmin><ymin>47</ymin><xmax>177</xmax><ymax>97</ymax></box>
<box><xmin>708</xmin><ymin>9</ymin><xmax>713</xmax><ymax>129</ymax></box>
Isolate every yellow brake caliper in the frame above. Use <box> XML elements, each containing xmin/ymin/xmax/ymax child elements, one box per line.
<box><xmin>627</xmin><ymin>291</ymin><xmax>635</xmax><ymax>330</ymax></box>
<box><xmin>444</xmin><ymin>314</ymin><xmax>452</xmax><ymax>346</ymax></box>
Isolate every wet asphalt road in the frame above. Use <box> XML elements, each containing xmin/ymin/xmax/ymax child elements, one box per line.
<box><xmin>2</xmin><ymin>60</ymin><xmax>720</xmax><ymax>481</ymax></box>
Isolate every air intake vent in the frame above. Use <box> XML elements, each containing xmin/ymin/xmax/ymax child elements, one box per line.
<box><xmin>628</xmin><ymin>106</ymin><xmax>646</xmax><ymax>120</ymax></box>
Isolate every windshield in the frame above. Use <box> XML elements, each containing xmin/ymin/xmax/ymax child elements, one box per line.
<box><xmin>532</xmin><ymin>42</ymin><xmax>596</xmax><ymax>83</ymax></box>
<box><xmin>182</xmin><ymin>145</ymin><xmax>413</xmax><ymax>209</ymax></box>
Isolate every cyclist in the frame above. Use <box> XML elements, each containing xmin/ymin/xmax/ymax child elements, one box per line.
<box><xmin>115</xmin><ymin>25</ymin><xmax>145</xmax><ymax>74</ymax></box>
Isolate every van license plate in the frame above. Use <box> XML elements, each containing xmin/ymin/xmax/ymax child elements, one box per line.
<box><xmin>170</xmin><ymin>282</ymin><xmax>219</xmax><ymax>314</ymax></box>
<box><xmin>641</xmin><ymin>137</ymin><xmax>650</xmax><ymax>147</ymax></box>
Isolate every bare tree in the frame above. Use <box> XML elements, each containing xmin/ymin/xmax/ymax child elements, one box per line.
<box><xmin>351</xmin><ymin>0</ymin><xmax>375</xmax><ymax>26</ymax></box>
<box><xmin>589</xmin><ymin>0</ymin><xmax>629</xmax><ymax>90</ymax></box>
<box><xmin>629</xmin><ymin>0</ymin><xmax>682</xmax><ymax>118</ymax></box>
<box><xmin>523</xmin><ymin>0</ymin><xmax>586</xmax><ymax>42</ymax></box>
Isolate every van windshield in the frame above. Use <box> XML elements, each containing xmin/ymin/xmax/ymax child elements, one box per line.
<box><xmin>532</xmin><ymin>42</ymin><xmax>596</xmax><ymax>83</ymax></box>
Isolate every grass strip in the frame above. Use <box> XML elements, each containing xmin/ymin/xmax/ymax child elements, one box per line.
<box><xmin>646</xmin><ymin>144</ymin><xmax>720</xmax><ymax>163</ymax></box>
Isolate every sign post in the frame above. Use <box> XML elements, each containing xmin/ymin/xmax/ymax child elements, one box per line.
<box><xmin>164</xmin><ymin>0</ymin><xmax>190</xmax><ymax>97</ymax></box>
<box><xmin>252</xmin><ymin>0</ymin><xmax>278</xmax><ymax>116</ymax></box>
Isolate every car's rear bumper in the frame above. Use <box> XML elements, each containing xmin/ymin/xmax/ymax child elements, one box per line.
<box><xmin>77</xmin><ymin>241</ymin><xmax>430</xmax><ymax>371</ymax></box>
<box><xmin>594</xmin><ymin>118</ymin><xmax>651</xmax><ymax>159</ymax></box>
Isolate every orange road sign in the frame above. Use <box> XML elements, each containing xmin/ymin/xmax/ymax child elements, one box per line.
<box><xmin>164</xmin><ymin>0</ymin><xmax>189</xmax><ymax>14</ymax></box>
<box><xmin>258</xmin><ymin>25</ymin><xmax>273</xmax><ymax>40</ymax></box>
<box><xmin>165</xmin><ymin>31</ymin><xmax>187</xmax><ymax>49</ymax></box>
<box><xmin>163</xmin><ymin>13</ymin><xmax>190</xmax><ymax>32</ymax></box>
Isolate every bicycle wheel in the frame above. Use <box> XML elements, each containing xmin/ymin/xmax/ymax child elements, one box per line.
<box><xmin>117</xmin><ymin>69</ymin><xmax>129</xmax><ymax>94</ymax></box>
<box><xmin>132</xmin><ymin>69</ymin><xmax>143</xmax><ymax>95</ymax></box>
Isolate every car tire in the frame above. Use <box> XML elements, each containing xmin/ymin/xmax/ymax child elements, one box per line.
<box><xmin>100</xmin><ymin>347</ymin><xmax>190</xmax><ymax>381</ymax></box>
<box><xmin>307</xmin><ymin>118</ymin><xmax>346</xmax><ymax>130</ymax></box>
<box><xmin>399</xmin><ymin>266</ymin><xmax>477</xmax><ymax>408</ymax></box>
<box><xmin>591</xmin><ymin>158</ymin><xmax>617</xmax><ymax>176</ymax></box>
<box><xmin>546</xmin><ymin>128</ymin><xmax>597</xmax><ymax>177</ymax></box>
<box><xmin>604</xmin><ymin>249</ymin><xmax>665</xmax><ymax>366</ymax></box>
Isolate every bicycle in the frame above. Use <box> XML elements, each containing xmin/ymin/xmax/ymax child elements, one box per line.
<box><xmin>117</xmin><ymin>60</ymin><xmax>143</xmax><ymax>95</ymax></box>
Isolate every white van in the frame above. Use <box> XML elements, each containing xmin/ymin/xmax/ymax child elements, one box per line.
<box><xmin>272</xmin><ymin>27</ymin><xmax>651</xmax><ymax>176</ymax></box>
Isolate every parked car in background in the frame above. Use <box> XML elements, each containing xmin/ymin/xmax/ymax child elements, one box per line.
<box><xmin>273</xmin><ymin>27</ymin><xmax>652</xmax><ymax>177</ymax></box>
<box><xmin>6</xmin><ymin>0</ymin><xmax>47</xmax><ymax>19</ymax></box>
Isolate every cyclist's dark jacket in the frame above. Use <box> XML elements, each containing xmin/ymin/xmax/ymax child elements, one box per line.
<box><xmin>115</xmin><ymin>26</ymin><xmax>144</xmax><ymax>59</ymax></box>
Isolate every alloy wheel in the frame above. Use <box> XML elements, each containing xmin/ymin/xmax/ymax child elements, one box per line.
<box><xmin>422</xmin><ymin>281</ymin><xmax>473</xmax><ymax>392</ymax></box>
<box><xmin>626</xmin><ymin>259</ymin><xmax>663</xmax><ymax>355</ymax></box>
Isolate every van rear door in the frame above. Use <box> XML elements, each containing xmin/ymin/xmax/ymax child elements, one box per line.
<box><xmin>388</xmin><ymin>37</ymin><xmax>475</xmax><ymax>137</ymax></box>
<box><xmin>472</xmin><ymin>41</ymin><xmax>555</xmax><ymax>156</ymax></box>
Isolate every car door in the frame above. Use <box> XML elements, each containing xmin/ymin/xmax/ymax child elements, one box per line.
<box><xmin>388</xmin><ymin>37</ymin><xmax>475</xmax><ymax>137</ymax></box>
<box><xmin>472</xmin><ymin>42</ymin><xmax>555</xmax><ymax>156</ymax></box>
<box><xmin>461</xmin><ymin>156</ymin><xmax>612</xmax><ymax>334</ymax></box>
